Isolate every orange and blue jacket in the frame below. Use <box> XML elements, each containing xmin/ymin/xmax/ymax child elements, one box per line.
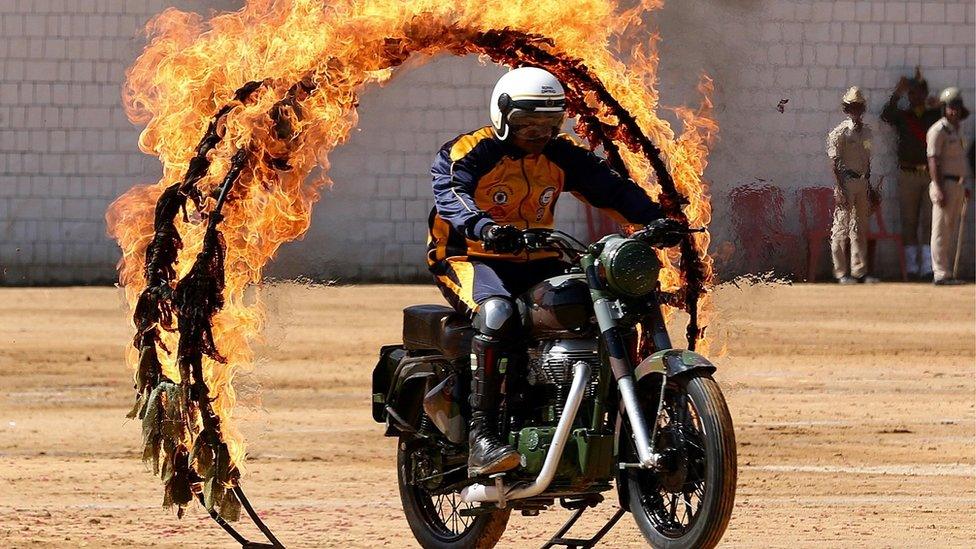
<box><xmin>428</xmin><ymin>127</ymin><xmax>663</xmax><ymax>264</ymax></box>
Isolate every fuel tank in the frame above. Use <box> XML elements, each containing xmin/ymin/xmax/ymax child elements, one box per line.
<box><xmin>520</xmin><ymin>274</ymin><xmax>595</xmax><ymax>339</ymax></box>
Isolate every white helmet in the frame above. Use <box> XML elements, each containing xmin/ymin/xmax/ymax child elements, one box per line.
<box><xmin>489</xmin><ymin>67</ymin><xmax>566</xmax><ymax>141</ymax></box>
<box><xmin>939</xmin><ymin>87</ymin><xmax>970</xmax><ymax>120</ymax></box>
<box><xmin>939</xmin><ymin>86</ymin><xmax>963</xmax><ymax>105</ymax></box>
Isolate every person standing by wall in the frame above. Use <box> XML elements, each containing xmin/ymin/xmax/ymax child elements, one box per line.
<box><xmin>827</xmin><ymin>87</ymin><xmax>878</xmax><ymax>284</ymax></box>
<box><xmin>880</xmin><ymin>71</ymin><xmax>942</xmax><ymax>280</ymax></box>
<box><xmin>927</xmin><ymin>88</ymin><xmax>971</xmax><ymax>286</ymax></box>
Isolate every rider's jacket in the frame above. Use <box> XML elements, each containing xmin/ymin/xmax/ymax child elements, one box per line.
<box><xmin>428</xmin><ymin>127</ymin><xmax>663</xmax><ymax>263</ymax></box>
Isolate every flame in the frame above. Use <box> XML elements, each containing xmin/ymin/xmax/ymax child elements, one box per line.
<box><xmin>107</xmin><ymin>0</ymin><xmax>717</xmax><ymax>496</ymax></box>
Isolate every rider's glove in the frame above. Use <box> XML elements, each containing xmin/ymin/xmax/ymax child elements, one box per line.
<box><xmin>641</xmin><ymin>218</ymin><xmax>687</xmax><ymax>247</ymax></box>
<box><xmin>480</xmin><ymin>223</ymin><xmax>524</xmax><ymax>254</ymax></box>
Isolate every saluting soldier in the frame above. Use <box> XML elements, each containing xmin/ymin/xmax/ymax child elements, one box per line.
<box><xmin>827</xmin><ymin>87</ymin><xmax>878</xmax><ymax>284</ymax></box>
<box><xmin>881</xmin><ymin>70</ymin><xmax>942</xmax><ymax>279</ymax></box>
<box><xmin>926</xmin><ymin>88</ymin><xmax>971</xmax><ymax>285</ymax></box>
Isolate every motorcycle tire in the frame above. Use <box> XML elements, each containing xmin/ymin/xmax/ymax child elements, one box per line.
<box><xmin>397</xmin><ymin>435</ymin><xmax>511</xmax><ymax>549</ymax></box>
<box><xmin>625</xmin><ymin>374</ymin><xmax>737</xmax><ymax>549</ymax></box>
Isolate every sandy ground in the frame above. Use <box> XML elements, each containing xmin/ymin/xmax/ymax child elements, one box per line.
<box><xmin>0</xmin><ymin>282</ymin><xmax>974</xmax><ymax>548</ymax></box>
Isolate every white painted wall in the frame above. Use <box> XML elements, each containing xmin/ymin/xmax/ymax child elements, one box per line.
<box><xmin>0</xmin><ymin>0</ymin><xmax>240</xmax><ymax>284</ymax></box>
<box><xmin>1</xmin><ymin>1</ymin><xmax>974</xmax><ymax>284</ymax></box>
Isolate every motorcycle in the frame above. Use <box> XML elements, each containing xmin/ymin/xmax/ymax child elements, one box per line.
<box><xmin>371</xmin><ymin>225</ymin><xmax>736</xmax><ymax>548</ymax></box>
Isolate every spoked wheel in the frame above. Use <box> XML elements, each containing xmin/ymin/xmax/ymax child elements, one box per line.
<box><xmin>397</xmin><ymin>435</ymin><xmax>510</xmax><ymax>549</ymax></box>
<box><xmin>623</xmin><ymin>375</ymin><xmax>736</xmax><ymax>549</ymax></box>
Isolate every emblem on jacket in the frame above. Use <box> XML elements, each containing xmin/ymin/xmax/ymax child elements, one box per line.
<box><xmin>491</xmin><ymin>186</ymin><xmax>511</xmax><ymax>205</ymax></box>
<box><xmin>539</xmin><ymin>187</ymin><xmax>556</xmax><ymax>206</ymax></box>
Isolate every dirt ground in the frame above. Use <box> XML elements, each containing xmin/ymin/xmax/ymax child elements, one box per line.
<box><xmin>0</xmin><ymin>282</ymin><xmax>974</xmax><ymax>548</ymax></box>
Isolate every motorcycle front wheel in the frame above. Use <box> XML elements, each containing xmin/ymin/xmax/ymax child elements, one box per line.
<box><xmin>397</xmin><ymin>435</ymin><xmax>511</xmax><ymax>549</ymax></box>
<box><xmin>623</xmin><ymin>374</ymin><xmax>737</xmax><ymax>549</ymax></box>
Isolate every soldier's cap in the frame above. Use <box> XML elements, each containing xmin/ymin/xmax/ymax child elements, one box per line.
<box><xmin>841</xmin><ymin>86</ymin><xmax>866</xmax><ymax>106</ymax></box>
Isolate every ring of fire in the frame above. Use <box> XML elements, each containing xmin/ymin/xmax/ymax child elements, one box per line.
<box><xmin>105</xmin><ymin>0</ymin><xmax>717</xmax><ymax>519</ymax></box>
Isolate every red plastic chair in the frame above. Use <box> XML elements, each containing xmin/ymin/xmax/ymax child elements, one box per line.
<box><xmin>797</xmin><ymin>187</ymin><xmax>835</xmax><ymax>282</ymax></box>
<box><xmin>867</xmin><ymin>207</ymin><xmax>908</xmax><ymax>281</ymax></box>
<box><xmin>728</xmin><ymin>184</ymin><xmax>795</xmax><ymax>273</ymax></box>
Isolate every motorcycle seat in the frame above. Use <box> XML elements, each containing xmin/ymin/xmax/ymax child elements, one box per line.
<box><xmin>402</xmin><ymin>304</ymin><xmax>473</xmax><ymax>360</ymax></box>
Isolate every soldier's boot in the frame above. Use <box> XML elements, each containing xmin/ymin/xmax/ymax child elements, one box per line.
<box><xmin>467</xmin><ymin>334</ymin><xmax>521</xmax><ymax>478</ymax></box>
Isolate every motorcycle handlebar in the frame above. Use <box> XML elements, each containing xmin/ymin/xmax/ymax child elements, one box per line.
<box><xmin>520</xmin><ymin>226</ymin><xmax>705</xmax><ymax>253</ymax></box>
<box><xmin>630</xmin><ymin>225</ymin><xmax>706</xmax><ymax>249</ymax></box>
<box><xmin>520</xmin><ymin>229</ymin><xmax>581</xmax><ymax>253</ymax></box>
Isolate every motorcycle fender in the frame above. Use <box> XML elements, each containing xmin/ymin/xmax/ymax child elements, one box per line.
<box><xmin>634</xmin><ymin>349</ymin><xmax>716</xmax><ymax>385</ymax></box>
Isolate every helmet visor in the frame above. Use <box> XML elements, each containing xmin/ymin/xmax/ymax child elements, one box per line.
<box><xmin>508</xmin><ymin>110</ymin><xmax>566</xmax><ymax>128</ymax></box>
<box><xmin>508</xmin><ymin>111</ymin><xmax>566</xmax><ymax>140</ymax></box>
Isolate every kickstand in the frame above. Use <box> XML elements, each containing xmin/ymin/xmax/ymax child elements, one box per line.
<box><xmin>540</xmin><ymin>504</ymin><xmax>626</xmax><ymax>549</ymax></box>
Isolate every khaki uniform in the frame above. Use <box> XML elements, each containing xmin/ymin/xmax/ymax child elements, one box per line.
<box><xmin>897</xmin><ymin>166</ymin><xmax>933</xmax><ymax>249</ymax></box>
<box><xmin>826</xmin><ymin>119</ymin><xmax>872</xmax><ymax>279</ymax></box>
<box><xmin>880</xmin><ymin>103</ymin><xmax>941</xmax><ymax>262</ymax></box>
<box><xmin>926</xmin><ymin>117</ymin><xmax>970</xmax><ymax>281</ymax></box>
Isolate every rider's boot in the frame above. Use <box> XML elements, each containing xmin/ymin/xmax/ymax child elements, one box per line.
<box><xmin>468</xmin><ymin>333</ymin><xmax>521</xmax><ymax>477</ymax></box>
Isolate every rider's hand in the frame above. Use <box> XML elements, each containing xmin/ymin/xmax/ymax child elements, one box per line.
<box><xmin>641</xmin><ymin>218</ymin><xmax>687</xmax><ymax>247</ymax></box>
<box><xmin>480</xmin><ymin>223</ymin><xmax>524</xmax><ymax>254</ymax></box>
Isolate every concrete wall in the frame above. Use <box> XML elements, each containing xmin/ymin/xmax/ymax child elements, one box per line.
<box><xmin>1</xmin><ymin>0</ymin><xmax>974</xmax><ymax>284</ymax></box>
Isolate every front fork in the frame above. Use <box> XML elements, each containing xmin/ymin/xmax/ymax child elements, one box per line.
<box><xmin>584</xmin><ymin>260</ymin><xmax>668</xmax><ymax>469</ymax></box>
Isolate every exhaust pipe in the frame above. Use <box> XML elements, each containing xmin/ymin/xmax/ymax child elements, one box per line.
<box><xmin>461</xmin><ymin>361</ymin><xmax>591</xmax><ymax>504</ymax></box>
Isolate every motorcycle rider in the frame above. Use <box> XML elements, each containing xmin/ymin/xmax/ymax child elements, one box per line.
<box><xmin>427</xmin><ymin>67</ymin><xmax>675</xmax><ymax>477</ymax></box>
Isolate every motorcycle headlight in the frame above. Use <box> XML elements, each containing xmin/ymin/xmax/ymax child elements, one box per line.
<box><xmin>598</xmin><ymin>237</ymin><xmax>660</xmax><ymax>298</ymax></box>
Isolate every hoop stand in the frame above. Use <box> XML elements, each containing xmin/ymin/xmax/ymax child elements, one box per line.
<box><xmin>201</xmin><ymin>485</ymin><xmax>285</xmax><ymax>548</ymax></box>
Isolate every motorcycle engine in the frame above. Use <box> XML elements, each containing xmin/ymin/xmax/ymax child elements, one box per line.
<box><xmin>525</xmin><ymin>339</ymin><xmax>602</xmax><ymax>420</ymax></box>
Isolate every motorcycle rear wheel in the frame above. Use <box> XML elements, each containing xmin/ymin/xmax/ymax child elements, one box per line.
<box><xmin>625</xmin><ymin>374</ymin><xmax>737</xmax><ymax>549</ymax></box>
<box><xmin>397</xmin><ymin>436</ymin><xmax>511</xmax><ymax>549</ymax></box>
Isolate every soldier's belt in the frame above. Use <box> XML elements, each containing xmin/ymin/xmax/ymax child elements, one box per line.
<box><xmin>842</xmin><ymin>169</ymin><xmax>866</xmax><ymax>179</ymax></box>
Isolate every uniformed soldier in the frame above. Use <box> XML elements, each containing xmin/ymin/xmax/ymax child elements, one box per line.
<box><xmin>926</xmin><ymin>88</ymin><xmax>971</xmax><ymax>285</ymax></box>
<box><xmin>881</xmin><ymin>71</ymin><xmax>942</xmax><ymax>279</ymax></box>
<box><xmin>827</xmin><ymin>87</ymin><xmax>878</xmax><ymax>284</ymax></box>
<box><xmin>427</xmin><ymin>67</ymin><xmax>676</xmax><ymax>476</ymax></box>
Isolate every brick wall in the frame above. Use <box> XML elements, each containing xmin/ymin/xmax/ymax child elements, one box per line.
<box><xmin>1</xmin><ymin>1</ymin><xmax>974</xmax><ymax>284</ymax></box>
<box><xmin>650</xmin><ymin>0</ymin><xmax>975</xmax><ymax>278</ymax></box>
<box><xmin>268</xmin><ymin>56</ymin><xmax>594</xmax><ymax>282</ymax></box>
<box><xmin>0</xmin><ymin>0</ymin><xmax>239</xmax><ymax>284</ymax></box>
